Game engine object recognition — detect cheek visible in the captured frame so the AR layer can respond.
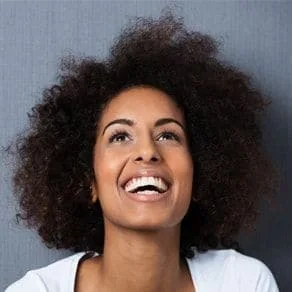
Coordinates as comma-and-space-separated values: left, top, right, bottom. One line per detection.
169, 149, 193, 179
171, 150, 194, 199
94, 148, 126, 187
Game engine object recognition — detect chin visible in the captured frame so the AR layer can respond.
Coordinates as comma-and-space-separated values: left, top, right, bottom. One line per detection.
117, 216, 181, 232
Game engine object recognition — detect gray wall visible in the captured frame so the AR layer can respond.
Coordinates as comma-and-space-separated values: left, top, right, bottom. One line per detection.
0, 1, 290, 291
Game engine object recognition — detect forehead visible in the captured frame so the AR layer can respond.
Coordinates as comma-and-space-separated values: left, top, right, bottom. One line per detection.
100, 86, 184, 124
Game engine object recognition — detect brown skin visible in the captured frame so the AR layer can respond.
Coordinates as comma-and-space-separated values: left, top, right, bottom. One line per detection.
75, 86, 195, 291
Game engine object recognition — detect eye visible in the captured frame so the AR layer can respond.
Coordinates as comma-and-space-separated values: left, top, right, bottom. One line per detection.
158, 131, 180, 142
109, 130, 131, 143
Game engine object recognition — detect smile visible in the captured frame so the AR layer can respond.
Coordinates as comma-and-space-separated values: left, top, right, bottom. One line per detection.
121, 186, 171, 202
121, 176, 171, 202
124, 176, 169, 194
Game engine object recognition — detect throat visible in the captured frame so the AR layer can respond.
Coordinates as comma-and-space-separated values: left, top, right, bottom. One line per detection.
75, 255, 194, 292
97, 249, 191, 291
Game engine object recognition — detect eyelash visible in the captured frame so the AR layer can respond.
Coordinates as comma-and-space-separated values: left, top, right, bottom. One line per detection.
108, 130, 181, 143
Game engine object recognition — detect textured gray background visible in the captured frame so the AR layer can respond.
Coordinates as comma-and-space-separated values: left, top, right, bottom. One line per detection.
0, 1, 290, 291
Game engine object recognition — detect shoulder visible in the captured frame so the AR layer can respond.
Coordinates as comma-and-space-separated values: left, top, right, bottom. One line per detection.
5, 252, 91, 292
229, 249, 279, 291
5, 271, 47, 292
187, 248, 279, 292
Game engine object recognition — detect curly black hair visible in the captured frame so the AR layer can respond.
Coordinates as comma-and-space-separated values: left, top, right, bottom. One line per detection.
4, 10, 280, 259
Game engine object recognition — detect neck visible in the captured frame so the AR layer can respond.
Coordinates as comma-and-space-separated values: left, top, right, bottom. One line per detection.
98, 221, 187, 292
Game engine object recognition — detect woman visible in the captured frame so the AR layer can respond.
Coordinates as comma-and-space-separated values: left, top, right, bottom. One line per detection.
5, 11, 280, 292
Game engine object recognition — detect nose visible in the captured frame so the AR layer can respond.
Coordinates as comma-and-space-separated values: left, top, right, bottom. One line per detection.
132, 136, 162, 164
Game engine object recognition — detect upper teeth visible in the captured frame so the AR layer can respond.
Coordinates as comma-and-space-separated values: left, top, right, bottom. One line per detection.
124, 176, 168, 193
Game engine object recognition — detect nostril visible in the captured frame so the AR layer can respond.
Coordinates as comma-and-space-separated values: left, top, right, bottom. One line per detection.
134, 154, 160, 162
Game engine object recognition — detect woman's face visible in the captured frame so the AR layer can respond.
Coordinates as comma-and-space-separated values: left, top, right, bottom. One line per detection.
92, 86, 193, 231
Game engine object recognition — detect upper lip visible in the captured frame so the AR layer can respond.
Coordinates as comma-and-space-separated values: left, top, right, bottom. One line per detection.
120, 169, 172, 190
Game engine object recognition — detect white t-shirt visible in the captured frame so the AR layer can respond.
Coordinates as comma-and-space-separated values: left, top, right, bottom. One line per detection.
5, 249, 279, 292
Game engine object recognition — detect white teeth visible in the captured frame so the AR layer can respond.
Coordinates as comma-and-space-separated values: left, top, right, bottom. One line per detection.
124, 177, 168, 193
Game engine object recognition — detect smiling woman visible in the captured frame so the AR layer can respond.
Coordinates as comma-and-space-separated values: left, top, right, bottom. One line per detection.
90, 86, 193, 235
5, 9, 280, 292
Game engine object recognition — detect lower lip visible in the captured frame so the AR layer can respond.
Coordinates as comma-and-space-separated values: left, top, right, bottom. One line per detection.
121, 187, 171, 202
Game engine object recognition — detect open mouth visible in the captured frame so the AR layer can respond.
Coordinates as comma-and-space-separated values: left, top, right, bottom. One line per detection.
122, 176, 170, 195
128, 185, 166, 195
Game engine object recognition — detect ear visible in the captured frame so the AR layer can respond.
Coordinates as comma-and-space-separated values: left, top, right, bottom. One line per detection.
91, 182, 99, 203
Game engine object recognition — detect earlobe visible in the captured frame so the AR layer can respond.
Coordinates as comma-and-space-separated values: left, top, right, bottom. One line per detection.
91, 183, 99, 203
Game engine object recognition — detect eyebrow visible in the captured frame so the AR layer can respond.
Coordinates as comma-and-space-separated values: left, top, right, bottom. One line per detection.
102, 118, 185, 135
